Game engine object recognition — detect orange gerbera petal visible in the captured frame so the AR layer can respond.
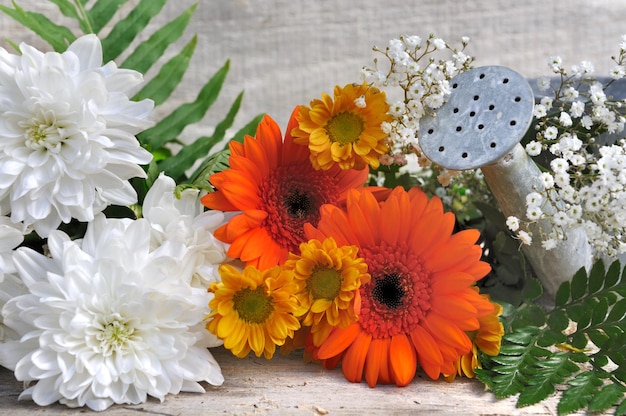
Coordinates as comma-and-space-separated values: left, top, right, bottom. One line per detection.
310, 186, 491, 385
410, 325, 444, 380
202, 108, 368, 269
316, 322, 361, 360
342, 330, 372, 383
364, 338, 390, 387
389, 334, 417, 387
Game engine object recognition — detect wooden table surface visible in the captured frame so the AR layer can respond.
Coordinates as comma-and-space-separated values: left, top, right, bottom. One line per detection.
0, 345, 602, 415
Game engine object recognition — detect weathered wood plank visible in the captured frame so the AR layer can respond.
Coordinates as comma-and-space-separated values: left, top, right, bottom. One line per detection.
0, 346, 601, 415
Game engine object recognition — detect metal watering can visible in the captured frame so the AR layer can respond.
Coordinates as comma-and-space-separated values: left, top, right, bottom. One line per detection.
419, 66, 593, 297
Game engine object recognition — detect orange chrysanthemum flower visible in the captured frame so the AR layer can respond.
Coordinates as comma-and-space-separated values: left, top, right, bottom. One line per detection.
292, 83, 392, 171
444, 292, 505, 381
304, 186, 495, 387
205, 264, 301, 359
283, 237, 370, 347
201, 109, 369, 270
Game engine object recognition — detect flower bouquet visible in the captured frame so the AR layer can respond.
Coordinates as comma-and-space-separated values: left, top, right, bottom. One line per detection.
0, 1, 625, 414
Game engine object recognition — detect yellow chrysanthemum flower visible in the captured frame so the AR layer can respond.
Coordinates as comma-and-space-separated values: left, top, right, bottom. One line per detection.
444, 292, 504, 381
283, 237, 370, 346
292, 83, 392, 170
205, 264, 301, 359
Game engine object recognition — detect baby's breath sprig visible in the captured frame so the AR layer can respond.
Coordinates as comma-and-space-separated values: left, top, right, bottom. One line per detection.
361, 33, 474, 169
508, 35, 626, 257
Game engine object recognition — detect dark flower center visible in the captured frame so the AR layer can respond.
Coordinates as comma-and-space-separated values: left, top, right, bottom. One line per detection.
233, 286, 274, 324
309, 267, 342, 300
371, 273, 405, 309
284, 189, 315, 219
358, 242, 432, 338
326, 111, 365, 145
259, 166, 338, 253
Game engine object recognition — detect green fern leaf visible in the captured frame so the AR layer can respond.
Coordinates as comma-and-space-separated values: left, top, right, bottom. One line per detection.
616, 397, 626, 415
134, 36, 197, 106
158, 91, 244, 181
121, 3, 197, 74
480, 259, 626, 414
100, 0, 167, 62
138, 60, 230, 150
0, 1, 75, 51
558, 371, 603, 415
86, 0, 127, 34
588, 384, 626, 413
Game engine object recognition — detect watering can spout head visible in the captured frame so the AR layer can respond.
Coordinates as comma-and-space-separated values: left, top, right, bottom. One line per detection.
419, 66, 535, 170
418, 66, 592, 299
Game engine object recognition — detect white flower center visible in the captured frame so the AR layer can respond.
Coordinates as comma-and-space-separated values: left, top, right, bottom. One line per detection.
96, 315, 137, 356
21, 109, 68, 152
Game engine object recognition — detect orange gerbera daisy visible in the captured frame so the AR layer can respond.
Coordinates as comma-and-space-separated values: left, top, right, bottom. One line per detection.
205, 264, 301, 359
283, 237, 370, 346
201, 109, 369, 270
291, 83, 391, 171
444, 292, 505, 381
304, 186, 495, 387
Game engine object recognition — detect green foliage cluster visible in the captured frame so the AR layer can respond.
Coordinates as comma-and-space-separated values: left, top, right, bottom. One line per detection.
476, 260, 626, 415
0, 0, 263, 206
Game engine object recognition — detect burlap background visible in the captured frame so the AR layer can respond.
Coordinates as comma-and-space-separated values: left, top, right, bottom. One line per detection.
2, 0, 626, 140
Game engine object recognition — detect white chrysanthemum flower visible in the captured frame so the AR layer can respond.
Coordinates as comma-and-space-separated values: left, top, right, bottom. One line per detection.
0, 215, 223, 411
0, 216, 25, 280
0, 34, 154, 237
0, 216, 28, 343
142, 173, 230, 289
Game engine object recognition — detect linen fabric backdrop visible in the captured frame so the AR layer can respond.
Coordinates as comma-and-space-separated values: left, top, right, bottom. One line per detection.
1, 0, 625, 144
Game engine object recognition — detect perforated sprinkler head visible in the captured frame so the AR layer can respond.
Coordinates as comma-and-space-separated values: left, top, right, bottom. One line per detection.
419, 66, 592, 298
419, 66, 534, 170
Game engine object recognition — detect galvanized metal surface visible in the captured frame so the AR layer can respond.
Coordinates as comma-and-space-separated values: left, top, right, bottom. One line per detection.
420, 66, 534, 170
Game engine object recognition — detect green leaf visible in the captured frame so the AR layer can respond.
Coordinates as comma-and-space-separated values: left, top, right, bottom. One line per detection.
558, 371, 602, 415
100, 0, 167, 62
189, 148, 230, 191
517, 381, 556, 407
0, 1, 76, 51
158, 91, 244, 181
121, 3, 197, 74
547, 309, 569, 332
504, 326, 540, 344
617, 398, 626, 416
588, 384, 626, 413
587, 329, 609, 349
512, 304, 546, 328
537, 329, 567, 347
566, 303, 589, 326
138, 60, 230, 149
604, 259, 621, 288
590, 297, 609, 325
135, 36, 197, 106
523, 277, 543, 302
554, 280, 571, 307
589, 260, 610, 295
48, 0, 80, 19
570, 265, 588, 301
86, 0, 128, 34
608, 298, 626, 324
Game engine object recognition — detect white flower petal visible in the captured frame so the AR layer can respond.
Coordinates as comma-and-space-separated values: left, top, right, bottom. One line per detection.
0, 216, 224, 410
0, 35, 154, 236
